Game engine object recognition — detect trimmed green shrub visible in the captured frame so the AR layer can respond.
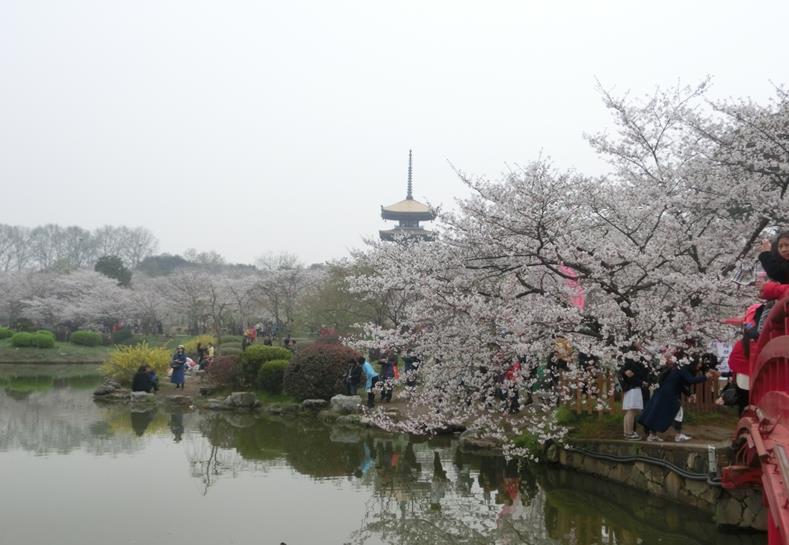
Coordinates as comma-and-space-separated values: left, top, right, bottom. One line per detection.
32, 333, 55, 348
69, 330, 103, 347
0, 327, 14, 339
238, 345, 292, 387
219, 335, 243, 344
111, 327, 134, 345
257, 359, 289, 394
283, 343, 361, 401
220, 346, 242, 356
11, 332, 34, 347
36, 330, 55, 339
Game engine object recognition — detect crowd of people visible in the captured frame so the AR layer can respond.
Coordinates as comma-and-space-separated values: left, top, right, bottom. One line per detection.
614, 231, 789, 442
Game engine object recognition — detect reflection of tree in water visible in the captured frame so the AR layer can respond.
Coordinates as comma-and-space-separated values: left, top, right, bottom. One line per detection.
186, 414, 257, 496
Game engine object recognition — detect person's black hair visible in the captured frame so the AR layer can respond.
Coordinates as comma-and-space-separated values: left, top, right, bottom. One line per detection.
772, 230, 789, 254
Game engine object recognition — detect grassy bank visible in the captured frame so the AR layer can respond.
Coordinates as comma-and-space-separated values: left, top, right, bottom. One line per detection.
0, 338, 111, 363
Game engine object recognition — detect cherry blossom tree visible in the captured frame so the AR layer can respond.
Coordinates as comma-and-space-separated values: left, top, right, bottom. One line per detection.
348, 83, 789, 448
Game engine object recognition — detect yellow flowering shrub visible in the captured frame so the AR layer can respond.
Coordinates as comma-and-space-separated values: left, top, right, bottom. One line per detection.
100, 342, 172, 384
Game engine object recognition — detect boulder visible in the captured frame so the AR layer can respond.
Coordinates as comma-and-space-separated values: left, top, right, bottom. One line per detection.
223, 392, 260, 410
130, 391, 156, 405
167, 395, 193, 406
301, 399, 328, 412
336, 414, 363, 426
93, 380, 122, 397
458, 429, 504, 453
330, 395, 361, 414
205, 399, 230, 411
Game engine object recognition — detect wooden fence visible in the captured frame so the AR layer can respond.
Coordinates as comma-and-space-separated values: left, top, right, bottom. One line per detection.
561, 372, 723, 415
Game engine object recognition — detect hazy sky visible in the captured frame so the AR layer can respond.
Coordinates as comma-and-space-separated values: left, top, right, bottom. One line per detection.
1, 0, 786, 265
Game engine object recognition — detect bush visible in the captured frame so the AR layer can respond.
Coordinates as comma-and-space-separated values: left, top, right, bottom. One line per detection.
206, 355, 242, 387
283, 343, 361, 401
36, 330, 55, 339
100, 342, 172, 384
69, 330, 103, 347
219, 335, 243, 344
183, 334, 216, 355
257, 359, 289, 394
0, 327, 15, 339
238, 345, 292, 387
11, 332, 34, 347
32, 333, 55, 348
220, 346, 242, 356
111, 327, 134, 345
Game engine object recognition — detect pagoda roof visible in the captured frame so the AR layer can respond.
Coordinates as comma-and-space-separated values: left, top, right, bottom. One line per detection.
379, 226, 435, 242
381, 197, 435, 216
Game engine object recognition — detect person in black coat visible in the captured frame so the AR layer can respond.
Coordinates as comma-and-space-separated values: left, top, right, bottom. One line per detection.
132, 365, 157, 393
758, 231, 789, 283
638, 355, 716, 442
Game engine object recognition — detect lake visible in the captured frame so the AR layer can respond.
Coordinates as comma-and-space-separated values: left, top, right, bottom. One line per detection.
0, 365, 763, 545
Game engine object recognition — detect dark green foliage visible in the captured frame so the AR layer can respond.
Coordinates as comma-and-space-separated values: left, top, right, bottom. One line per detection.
111, 327, 134, 345
257, 359, 289, 394
94, 255, 132, 286
283, 343, 361, 401
69, 330, 103, 347
136, 253, 192, 276
36, 330, 55, 339
238, 345, 292, 387
219, 335, 243, 344
0, 327, 14, 339
12, 318, 35, 332
11, 332, 34, 347
220, 346, 242, 356
32, 333, 55, 348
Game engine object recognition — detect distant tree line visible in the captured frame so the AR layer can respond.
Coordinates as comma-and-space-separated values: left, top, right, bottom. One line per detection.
0, 224, 158, 272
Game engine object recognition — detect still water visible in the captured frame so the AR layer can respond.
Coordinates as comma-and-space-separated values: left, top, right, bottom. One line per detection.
0, 366, 762, 545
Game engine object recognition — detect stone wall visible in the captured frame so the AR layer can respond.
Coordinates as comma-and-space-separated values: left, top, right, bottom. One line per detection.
546, 439, 766, 531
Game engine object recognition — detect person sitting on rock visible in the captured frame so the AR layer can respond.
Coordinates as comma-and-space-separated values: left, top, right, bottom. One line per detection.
132, 365, 157, 393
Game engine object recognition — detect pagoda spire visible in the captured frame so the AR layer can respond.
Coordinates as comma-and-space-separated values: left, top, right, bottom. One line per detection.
406, 149, 413, 200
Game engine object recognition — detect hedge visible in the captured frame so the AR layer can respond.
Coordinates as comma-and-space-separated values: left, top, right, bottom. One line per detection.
11, 332, 34, 347
69, 330, 103, 347
32, 333, 55, 348
257, 359, 289, 394
0, 327, 14, 339
283, 343, 361, 401
238, 345, 292, 387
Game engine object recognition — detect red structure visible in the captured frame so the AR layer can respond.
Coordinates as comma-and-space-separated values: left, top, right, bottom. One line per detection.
722, 296, 789, 545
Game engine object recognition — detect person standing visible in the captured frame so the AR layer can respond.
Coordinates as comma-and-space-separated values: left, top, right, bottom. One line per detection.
362, 356, 380, 408
170, 345, 187, 390
379, 354, 397, 402
619, 346, 649, 440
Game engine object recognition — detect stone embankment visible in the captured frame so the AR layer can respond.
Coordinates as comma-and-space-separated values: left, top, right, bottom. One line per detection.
547, 438, 765, 531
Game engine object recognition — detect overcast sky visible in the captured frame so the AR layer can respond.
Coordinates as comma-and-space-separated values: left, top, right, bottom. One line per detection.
1, 0, 786, 265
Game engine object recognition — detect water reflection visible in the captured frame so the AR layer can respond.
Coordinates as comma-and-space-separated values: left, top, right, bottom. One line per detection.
0, 370, 764, 545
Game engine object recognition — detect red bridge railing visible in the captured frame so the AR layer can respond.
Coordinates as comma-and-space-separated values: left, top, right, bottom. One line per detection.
722, 296, 789, 545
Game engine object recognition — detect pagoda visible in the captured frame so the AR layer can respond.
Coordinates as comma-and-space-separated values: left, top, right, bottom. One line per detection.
379, 150, 436, 241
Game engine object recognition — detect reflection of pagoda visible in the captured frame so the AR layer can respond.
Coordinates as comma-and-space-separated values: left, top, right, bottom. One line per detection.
379, 150, 436, 241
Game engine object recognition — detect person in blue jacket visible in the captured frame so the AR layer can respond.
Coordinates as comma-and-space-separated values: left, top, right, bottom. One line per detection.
638, 352, 716, 442
362, 356, 379, 408
170, 345, 187, 390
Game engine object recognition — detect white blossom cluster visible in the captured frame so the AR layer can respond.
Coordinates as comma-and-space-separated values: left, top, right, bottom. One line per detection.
348, 82, 789, 446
